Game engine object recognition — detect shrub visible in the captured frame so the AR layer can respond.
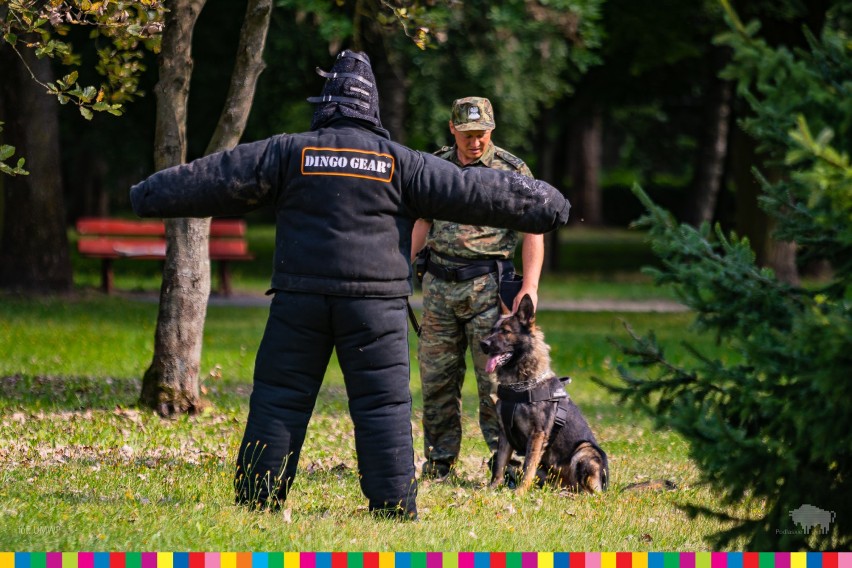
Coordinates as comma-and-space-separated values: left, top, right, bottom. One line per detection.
597, 4, 851, 551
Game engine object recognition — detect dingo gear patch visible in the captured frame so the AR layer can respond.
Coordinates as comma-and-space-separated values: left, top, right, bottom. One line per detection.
301, 147, 395, 182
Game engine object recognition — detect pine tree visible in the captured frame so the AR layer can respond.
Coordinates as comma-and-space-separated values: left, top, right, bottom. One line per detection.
598, 4, 851, 550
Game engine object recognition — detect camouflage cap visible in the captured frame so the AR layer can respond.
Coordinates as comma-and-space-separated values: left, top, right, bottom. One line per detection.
451, 97, 495, 131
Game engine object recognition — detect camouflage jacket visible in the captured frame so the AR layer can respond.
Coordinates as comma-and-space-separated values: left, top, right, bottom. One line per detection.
426, 142, 534, 262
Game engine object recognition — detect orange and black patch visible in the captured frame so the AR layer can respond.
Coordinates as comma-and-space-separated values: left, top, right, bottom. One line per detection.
301, 147, 395, 182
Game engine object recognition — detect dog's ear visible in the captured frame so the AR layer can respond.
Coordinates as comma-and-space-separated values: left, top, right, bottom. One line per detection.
499, 296, 512, 315
516, 294, 535, 326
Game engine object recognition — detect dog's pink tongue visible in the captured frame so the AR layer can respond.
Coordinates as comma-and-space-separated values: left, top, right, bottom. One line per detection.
485, 356, 499, 374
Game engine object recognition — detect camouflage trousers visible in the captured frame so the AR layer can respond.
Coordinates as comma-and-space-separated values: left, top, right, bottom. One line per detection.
417, 269, 502, 466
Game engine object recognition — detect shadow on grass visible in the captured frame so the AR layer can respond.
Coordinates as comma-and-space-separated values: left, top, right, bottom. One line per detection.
0, 374, 254, 412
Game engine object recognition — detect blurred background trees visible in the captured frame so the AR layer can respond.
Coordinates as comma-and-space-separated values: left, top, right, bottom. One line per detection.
0, 0, 845, 287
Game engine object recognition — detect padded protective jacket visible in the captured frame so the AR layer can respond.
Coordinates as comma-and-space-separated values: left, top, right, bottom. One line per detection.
130, 118, 570, 297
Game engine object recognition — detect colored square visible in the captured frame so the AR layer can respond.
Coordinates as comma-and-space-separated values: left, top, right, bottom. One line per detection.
268, 554, 283, 568
775, 554, 790, 568
586, 555, 601, 568
601, 553, 615, 568
47, 553, 62, 568
396, 554, 411, 568
427, 554, 442, 568
712, 553, 727, 568
15, 554, 31, 568
838, 555, 852, 568
728, 553, 743, 568
94, 554, 110, 568
158, 552, 174, 568
346, 554, 361, 568
316, 554, 331, 568
474, 554, 490, 568
554, 554, 569, 568
111, 553, 127, 568
79, 552, 95, 568
663, 554, 679, 568
254, 554, 269, 568
681, 553, 696, 568
647, 554, 663, 568
696, 553, 710, 568
30, 553, 46, 568
805, 554, 821, 568
379, 553, 394, 568
189, 553, 205, 568
363, 554, 378, 568
284, 554, 299, 568
615, 553, 630, 568
331, 553, 347, 568
789, 554, 805, 568
570, 554, 585, 568
442, 554, 457, 568
206, 554, 220, 568
540, 554, 554, 568
459, 554, 473, 568
63, 553, 78, 568
237, 553, 252, 568
492, 553, 507, 568
759, 554, 774, 568
221, 554, 237, 568
410, 554, 426, 568
631, 554, 647, 568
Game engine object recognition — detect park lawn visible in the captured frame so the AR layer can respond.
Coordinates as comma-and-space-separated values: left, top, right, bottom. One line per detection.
0, 293, 757, 551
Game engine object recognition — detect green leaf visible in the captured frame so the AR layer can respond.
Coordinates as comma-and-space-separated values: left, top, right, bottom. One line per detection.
79, 107, 94, 120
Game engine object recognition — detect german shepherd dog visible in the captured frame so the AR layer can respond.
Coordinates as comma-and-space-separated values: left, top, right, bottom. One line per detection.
480, 294, 609, 494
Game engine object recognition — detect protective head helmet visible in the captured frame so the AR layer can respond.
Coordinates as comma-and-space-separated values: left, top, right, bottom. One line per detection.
308, 50, 382, 130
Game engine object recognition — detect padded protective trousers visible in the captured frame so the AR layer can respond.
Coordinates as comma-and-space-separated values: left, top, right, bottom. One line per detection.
234, 291, 417, 517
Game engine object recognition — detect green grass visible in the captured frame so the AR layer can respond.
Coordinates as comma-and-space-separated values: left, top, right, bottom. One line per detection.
0, 291, 756, 551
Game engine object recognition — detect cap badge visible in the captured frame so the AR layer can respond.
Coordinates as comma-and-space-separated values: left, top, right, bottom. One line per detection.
468, 106, 481, 120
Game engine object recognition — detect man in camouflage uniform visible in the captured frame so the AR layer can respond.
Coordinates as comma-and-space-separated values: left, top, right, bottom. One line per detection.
411, 97, 544, 481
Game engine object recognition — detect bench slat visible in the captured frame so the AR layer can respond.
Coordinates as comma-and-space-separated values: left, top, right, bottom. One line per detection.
78, 238, 252, 260
75, 217, 246, 237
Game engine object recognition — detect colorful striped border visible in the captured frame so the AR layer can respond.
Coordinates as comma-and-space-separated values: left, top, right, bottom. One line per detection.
1, 554, 850, 568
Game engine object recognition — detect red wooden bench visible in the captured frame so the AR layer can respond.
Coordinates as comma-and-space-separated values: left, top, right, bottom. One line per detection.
75, 217, 253, 296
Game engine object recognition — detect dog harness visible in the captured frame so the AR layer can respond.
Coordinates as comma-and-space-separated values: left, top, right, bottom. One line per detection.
497, 376, 572, 450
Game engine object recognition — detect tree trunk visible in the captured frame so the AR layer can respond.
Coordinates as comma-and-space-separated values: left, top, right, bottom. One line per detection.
729, 123, 799, 286
535, 107, 560, 272
0, 43, 72, 293
140, 0, 272, 417
568, 107, 603, 226
686, 47, 732, 227
140, 0, 209, 416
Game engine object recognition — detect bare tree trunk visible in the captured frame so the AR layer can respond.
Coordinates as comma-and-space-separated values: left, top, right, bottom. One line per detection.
140, 0, 209, 416
535, 107, 560, 272
0, 43, 72, 293
140, 0, 273, 417
568, 107, 603, 226
686, 47, 732, 226
730, 123, 799, 286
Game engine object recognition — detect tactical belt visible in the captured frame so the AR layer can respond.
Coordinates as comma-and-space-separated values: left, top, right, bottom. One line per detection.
425, 250, 514, 283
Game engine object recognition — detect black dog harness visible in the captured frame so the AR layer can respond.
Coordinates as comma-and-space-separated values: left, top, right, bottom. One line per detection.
497, 376, 572, 450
